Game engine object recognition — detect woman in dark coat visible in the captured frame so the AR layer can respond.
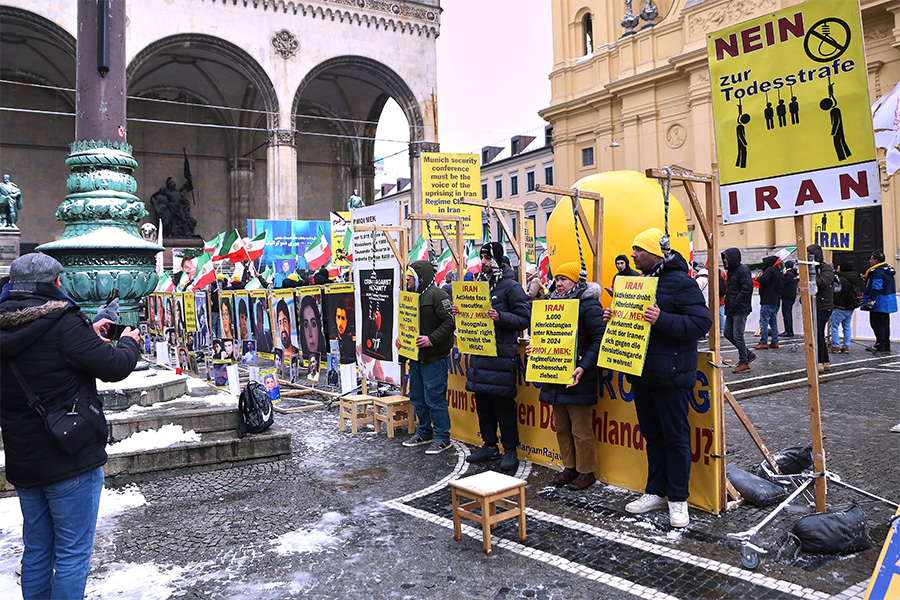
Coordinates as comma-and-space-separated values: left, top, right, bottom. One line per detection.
532, 261, 605, 491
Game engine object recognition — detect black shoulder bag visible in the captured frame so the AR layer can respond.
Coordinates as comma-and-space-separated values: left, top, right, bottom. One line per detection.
9, 363, 108, 455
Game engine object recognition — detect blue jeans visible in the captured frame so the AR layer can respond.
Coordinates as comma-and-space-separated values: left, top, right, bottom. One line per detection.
830, 308, 854, 348
759, 304, 780, 345
719, 305, 725, 334
408, 357, 451, 441
16, 467, 105, 600
781, 297, 796, 335
724, 313, 749, 364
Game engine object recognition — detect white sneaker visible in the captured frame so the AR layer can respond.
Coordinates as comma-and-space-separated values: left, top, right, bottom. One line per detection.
625, 493, 668, 514
668, 501, 690, 528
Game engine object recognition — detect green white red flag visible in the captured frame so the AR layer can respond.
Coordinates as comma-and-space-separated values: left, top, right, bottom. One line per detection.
203, 232, 224, 255
409, 236, 428, 262
230, 231, 267, 263
156, 271, 175, 292
304, 225, 332, 270
434, 247, 456, 283
190, 252, 217, 291
213, 230, 239, 261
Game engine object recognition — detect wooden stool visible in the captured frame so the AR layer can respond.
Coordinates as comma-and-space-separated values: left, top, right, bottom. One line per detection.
338, 394, 375, 434
372, 396, 415, 438
449, 470, 526, 554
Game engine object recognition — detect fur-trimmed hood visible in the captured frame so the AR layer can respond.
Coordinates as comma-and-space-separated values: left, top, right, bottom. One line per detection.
0, 299, 72, 359
0, 300, 68, 327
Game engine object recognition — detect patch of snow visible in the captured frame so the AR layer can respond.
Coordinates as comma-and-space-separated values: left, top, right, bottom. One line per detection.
85, 562, 188, 600
272, 512, 345, 555
96, 368, 185, 391
106, 393, 236, 419
106, 424, 201, 454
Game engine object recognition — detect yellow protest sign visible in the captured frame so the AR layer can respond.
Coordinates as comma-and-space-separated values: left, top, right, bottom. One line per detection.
330, 211, 351, 267
420, 152, 481, 239
184, 292, 196, 332
524, 218, 536, 264
864, 505, 900, 600
598, 276, 658, 376
398, 291, 419, 361
812, 209, 855, 250
451, 281, 497, 356
708, 0, 879, 224
526, 299, 579, 384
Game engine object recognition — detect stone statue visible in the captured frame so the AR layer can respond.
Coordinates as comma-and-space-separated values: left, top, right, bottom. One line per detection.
150, 177, 198, 238
347, 188, 365, 211
0, 174, 23, 228
139, 222, 158, 242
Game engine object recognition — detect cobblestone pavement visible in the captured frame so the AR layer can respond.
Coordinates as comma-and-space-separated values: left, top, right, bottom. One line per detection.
10, 335, 897, 599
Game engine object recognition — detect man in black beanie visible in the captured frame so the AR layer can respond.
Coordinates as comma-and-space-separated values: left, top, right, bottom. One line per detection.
453, 242, 531, 472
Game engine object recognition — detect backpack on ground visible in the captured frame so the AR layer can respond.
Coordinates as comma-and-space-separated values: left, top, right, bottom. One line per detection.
236, 380, 274, 438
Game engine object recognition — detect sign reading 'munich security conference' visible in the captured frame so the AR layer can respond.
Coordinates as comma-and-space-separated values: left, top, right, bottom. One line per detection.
707, 0, 880, 224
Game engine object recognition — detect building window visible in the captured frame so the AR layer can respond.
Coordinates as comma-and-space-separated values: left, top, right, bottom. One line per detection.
582, 147, 594, 167
583, 14, 593, 56
511, 138, 521, 155
544, 211, 553, 235
510, 174, 519, 197
526, 171, 535, 192
511, 216, 517, 238
544, 165, 554, 186
498, 217, 505, 243
495, 179, 503, 199
482, 149, 490, 164
481, 182, 488, 200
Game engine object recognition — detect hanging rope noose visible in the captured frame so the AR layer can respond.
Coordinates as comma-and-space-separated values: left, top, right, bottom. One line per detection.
659, 167, 673, 257
571, 188, 587, 284
425, 219, 439, 274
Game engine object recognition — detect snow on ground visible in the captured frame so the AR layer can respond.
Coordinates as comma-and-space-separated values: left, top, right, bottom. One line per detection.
85, 562, 189, 600
106, 424, 201, 454
271, 511, 345, 555
96, 368, 186, 392
0, 486, 148, 600
106, 392, 237, 419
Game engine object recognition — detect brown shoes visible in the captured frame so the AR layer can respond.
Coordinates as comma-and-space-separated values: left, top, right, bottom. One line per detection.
841, 347, 850, 353
566, 472, 596, 490
732, 362, 750, 373
752, 343, 769, 349
552, 467, 578, 486
768, 343, 779, 349
748, 351, 758, 363
818, 362, 831, 373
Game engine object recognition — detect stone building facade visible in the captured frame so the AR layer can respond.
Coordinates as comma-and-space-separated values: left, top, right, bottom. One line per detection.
0, 0, 440, 250
539, 0, 898, 271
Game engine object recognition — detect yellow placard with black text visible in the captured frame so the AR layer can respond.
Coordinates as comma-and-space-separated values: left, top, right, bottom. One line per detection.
184, 292, 196, 332
398, 291, 419, 361
598, 276, 657, 377
420, 152, 481, 239
526, 299, 579, 384
708, 0, 879, 224
812, 209, 854, 250
524, 218, 536, 265
452, 281, 497, 356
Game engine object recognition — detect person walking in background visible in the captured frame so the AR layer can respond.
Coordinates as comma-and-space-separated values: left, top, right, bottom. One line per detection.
1, 253, 141, 600
806, 244, 834, 372
456, 242, 531, 473
781, 260, 799, 337
606, 229, 711, 527
862, 250, 897, 353
830, 261, 860, 353
722, 247, 755, 372
534, 261, 605, 491
399, 260, 456, 455
753, 255, 784, 350
603, 254, 640, 298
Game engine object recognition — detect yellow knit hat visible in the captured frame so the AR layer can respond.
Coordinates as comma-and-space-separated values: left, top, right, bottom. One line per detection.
631, 227, 664, 257
556, 261, 581, 283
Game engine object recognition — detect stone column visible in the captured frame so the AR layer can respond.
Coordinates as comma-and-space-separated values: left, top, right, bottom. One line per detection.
408, 140, 440, 240
229, 158, 254, 232
266, 129, 297, 220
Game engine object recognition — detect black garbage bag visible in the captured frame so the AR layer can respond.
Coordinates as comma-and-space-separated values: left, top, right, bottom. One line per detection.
756, 445, 814, 478
726, 464, 788, 507
791, 504, 872, 554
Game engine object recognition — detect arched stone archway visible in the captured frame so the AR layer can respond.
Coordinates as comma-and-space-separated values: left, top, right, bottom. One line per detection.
0, 6, 77, 249
126, 34, 280, 238
291, 55, 428, 219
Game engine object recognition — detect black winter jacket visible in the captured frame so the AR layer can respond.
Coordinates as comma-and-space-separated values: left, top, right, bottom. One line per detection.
807, 245, 835, 312
0, 284, 140, 488
538, 283, 605, 406
722, 248, 752, 316
465, 263, 531, 398
757, 256, 785, 306
782, 268, 799, 301
630, 251, 711, 389
834, 270, 859, 310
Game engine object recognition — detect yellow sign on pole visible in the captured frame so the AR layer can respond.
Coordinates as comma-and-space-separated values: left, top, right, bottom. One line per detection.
452, 281, 497, 356
398, 291, 419, 361
597, 276, 658, 377
707, 0, 879, 224
524, 218, 536, 264
812, 209, 855, 250
526, 299, 579, 384
330, 211, 351, 267
420, 152, 481, 239
183, 292, 196, 332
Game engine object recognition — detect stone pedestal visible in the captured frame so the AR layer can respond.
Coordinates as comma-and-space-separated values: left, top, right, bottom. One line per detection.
0, 228, 20, 275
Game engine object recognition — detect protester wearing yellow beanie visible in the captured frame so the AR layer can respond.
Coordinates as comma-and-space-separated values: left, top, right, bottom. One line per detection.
631, 227, 665, 258
555, 261, 581, 283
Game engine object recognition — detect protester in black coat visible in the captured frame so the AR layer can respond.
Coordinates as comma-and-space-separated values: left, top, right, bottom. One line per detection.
458, 242, 531, 472
781, 260, 799, 336
754, 255, 784, 349
0, 253, 140, 598
536, 263, 605, 491
721, 247, 754, 371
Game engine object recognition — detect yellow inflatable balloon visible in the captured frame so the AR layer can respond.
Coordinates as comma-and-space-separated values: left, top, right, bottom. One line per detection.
546, 170, 690, 291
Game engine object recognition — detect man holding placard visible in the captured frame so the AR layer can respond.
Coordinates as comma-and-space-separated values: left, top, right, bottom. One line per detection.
399, 260, 456, 455
603, 228, 710, 528
456, 242, 531, 473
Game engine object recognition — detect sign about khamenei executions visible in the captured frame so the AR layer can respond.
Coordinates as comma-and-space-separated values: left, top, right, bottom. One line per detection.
707, 0, 879, 224
420, 152, 480, 239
